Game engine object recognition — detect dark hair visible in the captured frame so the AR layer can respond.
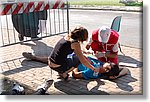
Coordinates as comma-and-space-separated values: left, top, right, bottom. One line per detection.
70, 26, 88, 42
103, 63, 120, 77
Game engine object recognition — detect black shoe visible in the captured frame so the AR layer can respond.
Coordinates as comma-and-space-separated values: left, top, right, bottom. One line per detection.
64, 74, 69, 81
33, 88, 46, 95
57, 73, 69, 81
33, 79, 53, 95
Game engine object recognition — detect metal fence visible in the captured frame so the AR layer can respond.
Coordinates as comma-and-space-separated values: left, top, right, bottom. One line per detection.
0, 0, 69, 47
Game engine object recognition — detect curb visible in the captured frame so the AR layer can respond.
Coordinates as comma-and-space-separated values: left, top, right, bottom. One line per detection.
69, 5, 143, 12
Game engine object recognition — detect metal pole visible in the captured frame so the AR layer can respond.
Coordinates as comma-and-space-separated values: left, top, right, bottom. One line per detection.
66, 1, 69, 34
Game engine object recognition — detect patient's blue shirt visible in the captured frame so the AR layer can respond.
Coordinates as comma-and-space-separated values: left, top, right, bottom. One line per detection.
78, 57, 103, 80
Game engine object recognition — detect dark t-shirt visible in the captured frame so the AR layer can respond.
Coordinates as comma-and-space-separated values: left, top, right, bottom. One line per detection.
49, 38, 76, 65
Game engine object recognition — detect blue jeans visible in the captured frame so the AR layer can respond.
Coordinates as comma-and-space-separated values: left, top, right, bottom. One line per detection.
51, 54, 80, 74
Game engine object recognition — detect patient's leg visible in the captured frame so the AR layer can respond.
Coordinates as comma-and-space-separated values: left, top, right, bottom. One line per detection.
22, 52, 48, 64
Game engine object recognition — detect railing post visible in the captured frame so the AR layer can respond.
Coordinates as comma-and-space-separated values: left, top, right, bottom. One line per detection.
66, 1, 69, 34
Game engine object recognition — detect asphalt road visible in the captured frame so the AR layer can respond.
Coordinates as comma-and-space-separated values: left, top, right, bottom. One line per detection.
69, 9, 142, 49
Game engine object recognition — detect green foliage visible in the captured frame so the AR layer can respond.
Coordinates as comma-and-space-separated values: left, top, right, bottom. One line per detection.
125, 1, 143, 6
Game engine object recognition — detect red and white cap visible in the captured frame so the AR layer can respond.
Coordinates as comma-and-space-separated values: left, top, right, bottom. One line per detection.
98, 26, 111, 43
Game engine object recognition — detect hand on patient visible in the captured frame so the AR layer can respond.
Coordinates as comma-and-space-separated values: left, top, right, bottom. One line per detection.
94, 51, 106, 58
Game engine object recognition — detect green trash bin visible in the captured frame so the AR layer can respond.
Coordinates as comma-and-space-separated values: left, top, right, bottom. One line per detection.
12, 10, 47, 38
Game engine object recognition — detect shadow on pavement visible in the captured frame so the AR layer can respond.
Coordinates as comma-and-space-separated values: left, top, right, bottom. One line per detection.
2, 40, 54, 76
54, 79, 109, 95
118, 55, 143, 68
112, 72, 138, 92
2, 64, 44, 76
21, 40, 53, 56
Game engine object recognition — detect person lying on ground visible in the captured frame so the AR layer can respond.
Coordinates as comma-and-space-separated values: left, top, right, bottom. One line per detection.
22, 26, 99, 81
72, 56, 129, 80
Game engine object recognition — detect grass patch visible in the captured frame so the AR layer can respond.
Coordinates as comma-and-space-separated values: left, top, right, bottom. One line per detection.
68, 0, 143, 6
69, 0, 125, 6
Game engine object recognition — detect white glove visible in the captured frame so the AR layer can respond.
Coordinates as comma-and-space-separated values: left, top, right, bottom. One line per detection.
94, 51, 106, 58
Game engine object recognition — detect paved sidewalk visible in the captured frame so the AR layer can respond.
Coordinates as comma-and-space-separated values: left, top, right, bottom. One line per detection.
0, 35, 143, 95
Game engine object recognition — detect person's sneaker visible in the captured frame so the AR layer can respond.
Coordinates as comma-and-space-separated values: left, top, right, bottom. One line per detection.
12, 83, 25, 95
37, 79, 54, 91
